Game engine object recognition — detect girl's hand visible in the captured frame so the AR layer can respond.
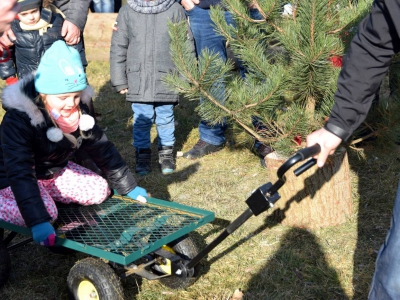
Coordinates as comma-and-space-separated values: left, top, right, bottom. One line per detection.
119, 88, 128, 94
126, 186, 148, 203
31, 222, 56, 246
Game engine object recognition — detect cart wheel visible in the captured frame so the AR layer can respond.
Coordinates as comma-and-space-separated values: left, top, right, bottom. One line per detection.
67, 257, 124, 300
0, 238, 11, 288
158, 235, 199, 289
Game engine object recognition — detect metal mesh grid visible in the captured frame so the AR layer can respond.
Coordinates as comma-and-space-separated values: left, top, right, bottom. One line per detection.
54, 196, 205, 257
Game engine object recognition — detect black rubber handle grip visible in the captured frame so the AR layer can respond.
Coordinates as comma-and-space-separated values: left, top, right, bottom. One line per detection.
293, 158, 317, 176
296, 144, 321, 161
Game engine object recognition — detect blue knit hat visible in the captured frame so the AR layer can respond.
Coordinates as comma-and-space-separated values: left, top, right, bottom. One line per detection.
35, 41, 87, 94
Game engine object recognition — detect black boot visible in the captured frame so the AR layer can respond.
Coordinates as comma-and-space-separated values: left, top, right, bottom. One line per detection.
135, 148, 151, 175
158, 146, 175, 174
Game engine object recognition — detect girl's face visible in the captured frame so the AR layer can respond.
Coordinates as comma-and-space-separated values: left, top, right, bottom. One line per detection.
43, 92, 81, 118
18, 7, 40, 26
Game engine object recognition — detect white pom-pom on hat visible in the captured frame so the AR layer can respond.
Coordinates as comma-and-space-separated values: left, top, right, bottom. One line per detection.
79, 114, 95, 131
46, 127, 64, 142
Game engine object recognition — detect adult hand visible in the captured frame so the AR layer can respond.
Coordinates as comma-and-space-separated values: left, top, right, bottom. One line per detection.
62, 20, 81, 45
119, 88, 128, 94
126, 186, 148, 203
0, 0, 17, 34
31, 222, 56, 247
181, 0, 199, 11
0, 28, 16, 50
306, 128, 342, 168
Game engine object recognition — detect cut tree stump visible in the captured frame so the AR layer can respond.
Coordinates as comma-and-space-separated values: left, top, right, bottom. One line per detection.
264, 147, 353, 229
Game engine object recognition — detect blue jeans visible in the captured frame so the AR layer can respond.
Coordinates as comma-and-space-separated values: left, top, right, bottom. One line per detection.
92, 0, 114, 13
185, 6, 233, 146
131, 103, 175, 149
368, 180, 400, 299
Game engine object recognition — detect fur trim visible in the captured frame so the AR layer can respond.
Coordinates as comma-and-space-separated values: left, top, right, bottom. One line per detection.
2, 75, 45, 127
1, 75, 95, 128
79, 114, 95, 131
46, 127, 63, 142
80, 85, 94, 107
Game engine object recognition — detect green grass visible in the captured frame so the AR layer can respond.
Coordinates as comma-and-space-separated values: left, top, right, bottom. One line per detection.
1, 61, 399, 299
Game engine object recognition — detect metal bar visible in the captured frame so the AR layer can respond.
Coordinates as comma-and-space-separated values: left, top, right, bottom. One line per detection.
3, 231, 18, 247
186, 208, 254, 269
7, 237, 33, 251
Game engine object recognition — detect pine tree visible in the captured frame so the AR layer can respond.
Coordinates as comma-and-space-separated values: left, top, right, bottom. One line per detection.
164, 0, 387, 157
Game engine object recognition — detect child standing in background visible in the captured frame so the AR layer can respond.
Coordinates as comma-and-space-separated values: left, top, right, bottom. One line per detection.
0, 0, 87, 85
110, 0, 192, 175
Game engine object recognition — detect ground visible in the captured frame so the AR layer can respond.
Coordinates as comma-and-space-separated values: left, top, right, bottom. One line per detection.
0, 61, 398, 299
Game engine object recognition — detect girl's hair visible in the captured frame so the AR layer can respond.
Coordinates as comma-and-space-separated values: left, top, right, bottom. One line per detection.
38, 93, 80, 148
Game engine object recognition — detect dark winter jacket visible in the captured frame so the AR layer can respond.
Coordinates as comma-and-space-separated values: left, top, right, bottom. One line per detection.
0, 76, 137, 228
52, 0, 91, 32
0, 7, 87, 80
110, 2, 192, 103
325, 0, 400, 141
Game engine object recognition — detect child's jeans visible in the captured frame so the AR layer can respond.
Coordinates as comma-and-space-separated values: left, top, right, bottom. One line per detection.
368, 180, 400, 299
131, 103, 175, 149
0, 161, 110, 227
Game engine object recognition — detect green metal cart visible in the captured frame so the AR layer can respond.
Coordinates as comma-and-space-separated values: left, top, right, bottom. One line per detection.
0, 145, 321, 300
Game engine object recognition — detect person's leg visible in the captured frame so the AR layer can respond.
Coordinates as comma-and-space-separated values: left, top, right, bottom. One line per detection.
44, 161, 110, 205
92, 0, 101, 12
102, 0, 115, 13
154, 103, 175, 174
154, 103, 175, 148
368, 180, 400, 299
183, 7, 230, 158
132, 103, 154, 174
0, 184, 58, 226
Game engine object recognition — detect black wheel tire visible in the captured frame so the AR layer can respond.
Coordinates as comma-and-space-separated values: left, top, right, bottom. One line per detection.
158, 235, 200, 289
0, 239, 11, 288
67, 257, 124, 300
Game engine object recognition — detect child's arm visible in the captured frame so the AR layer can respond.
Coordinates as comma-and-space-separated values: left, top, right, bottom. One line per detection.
0, 45, 17, 84
110, 9, 130, 93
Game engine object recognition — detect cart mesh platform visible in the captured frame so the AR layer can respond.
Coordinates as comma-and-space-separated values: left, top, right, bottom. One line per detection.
1, 196, 215, 265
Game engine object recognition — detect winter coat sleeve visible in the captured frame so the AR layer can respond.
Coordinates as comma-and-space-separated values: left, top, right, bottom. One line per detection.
1, 111, 52, 228
78, 122, 137, 195
0, 45, 16, 80
110, 9, 130, 92
325, 0, 400, 141
52, 0, 91, 32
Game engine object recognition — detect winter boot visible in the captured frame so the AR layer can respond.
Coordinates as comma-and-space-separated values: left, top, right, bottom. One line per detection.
158, 146, 175, 174
135, 148, 152, 175
182, 139, 224, 159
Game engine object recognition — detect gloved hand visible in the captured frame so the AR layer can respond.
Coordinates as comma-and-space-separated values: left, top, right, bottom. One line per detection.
31, 222, 56, 246
126, 186, 148, 203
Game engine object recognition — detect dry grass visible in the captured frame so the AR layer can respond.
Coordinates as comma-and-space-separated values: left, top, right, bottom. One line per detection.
1, 61, 399, 299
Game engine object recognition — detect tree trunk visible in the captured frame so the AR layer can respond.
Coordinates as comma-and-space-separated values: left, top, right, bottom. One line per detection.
264, 147, 353, 229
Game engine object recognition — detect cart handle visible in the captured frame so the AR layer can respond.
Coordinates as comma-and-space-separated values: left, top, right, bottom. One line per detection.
267, 144, 321, 197
183, 144, 321, 271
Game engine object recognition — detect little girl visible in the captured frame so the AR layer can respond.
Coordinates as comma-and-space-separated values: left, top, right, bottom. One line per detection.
0, 40, 147, 246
